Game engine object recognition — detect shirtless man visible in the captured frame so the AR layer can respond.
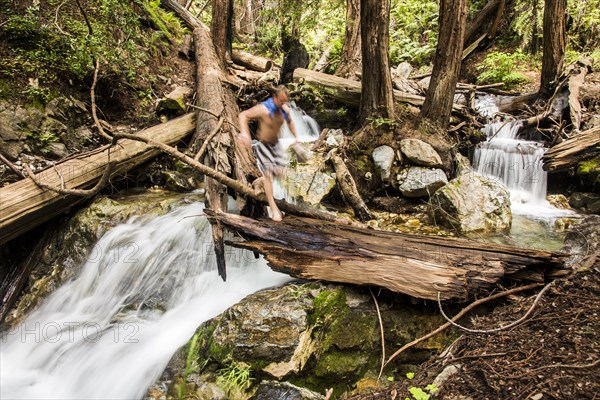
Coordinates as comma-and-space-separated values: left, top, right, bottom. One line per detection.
237, 85, 299, 221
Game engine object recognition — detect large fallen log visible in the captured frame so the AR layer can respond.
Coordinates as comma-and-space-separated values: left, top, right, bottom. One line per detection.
543, 126, 600, 171
292, 68, 465, 111
207, 211, 569, 301
0, 113, 196, 245
231, 49, 273, 72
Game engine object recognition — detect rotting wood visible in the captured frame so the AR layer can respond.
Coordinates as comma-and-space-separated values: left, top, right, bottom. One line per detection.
206, 211, 569, 301
292, 68, 465, 111
0, 113, 196, 246
543, 126, 600, 171
231, 49, 273, 72
329, 151, 374, 221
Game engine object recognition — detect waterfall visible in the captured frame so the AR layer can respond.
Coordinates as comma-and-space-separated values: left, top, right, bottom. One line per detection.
279, 102, 320, 148
472, 97, 571, 217
1, 203, 290, 399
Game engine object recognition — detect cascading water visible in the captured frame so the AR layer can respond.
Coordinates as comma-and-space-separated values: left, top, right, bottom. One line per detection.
472, 96, 571, 216
1, 202, 290, 399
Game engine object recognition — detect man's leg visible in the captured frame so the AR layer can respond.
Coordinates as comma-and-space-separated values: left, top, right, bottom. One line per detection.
263, 169, 283, 221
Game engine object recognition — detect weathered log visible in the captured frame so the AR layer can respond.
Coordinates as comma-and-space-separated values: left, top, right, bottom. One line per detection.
292, 68, 465, 111
231, 49, 272, 72
543, 126, 600, 171
178, 34, 194, 59
0, 113, 196, 246
330, 152, 374, 221
206, 211, 569, 301
465, 0, 501, 45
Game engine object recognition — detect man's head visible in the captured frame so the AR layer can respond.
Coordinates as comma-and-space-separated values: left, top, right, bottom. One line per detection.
273, 85, 289, 108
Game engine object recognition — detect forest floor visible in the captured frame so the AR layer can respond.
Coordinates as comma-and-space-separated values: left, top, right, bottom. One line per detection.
348, 261, 600, 400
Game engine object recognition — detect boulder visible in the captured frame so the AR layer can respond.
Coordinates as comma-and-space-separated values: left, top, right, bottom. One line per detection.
400, 139, 443, 168
396, 166, 448, 197
283, 156, 336, 205
562, 215, 600, 269
371, 145, 395, 182
250, 381, 324, 400
546, 194, 571, 209
198, 283, 453, 394
569, 192, 600, 214
429, 173, 512, 234
42, 142, 69, 159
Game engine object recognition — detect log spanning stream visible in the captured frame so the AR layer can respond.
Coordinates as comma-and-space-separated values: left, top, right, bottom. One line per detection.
0, 203, 291, 399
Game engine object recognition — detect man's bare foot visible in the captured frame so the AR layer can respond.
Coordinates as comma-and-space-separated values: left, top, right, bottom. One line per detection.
271, 208, 283, 222
252, 177, 265, 196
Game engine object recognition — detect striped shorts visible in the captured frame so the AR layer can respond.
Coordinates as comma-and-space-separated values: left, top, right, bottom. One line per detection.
253, 141, 286, 176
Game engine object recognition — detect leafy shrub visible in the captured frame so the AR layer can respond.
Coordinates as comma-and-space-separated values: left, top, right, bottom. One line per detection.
477, 51, 530, 88
389, 0, 439, 66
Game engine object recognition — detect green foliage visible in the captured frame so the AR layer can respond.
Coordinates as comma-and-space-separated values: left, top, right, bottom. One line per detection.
476, 51, 530, 88
403, 373, 439, 400
567, 0, 600, 54
175, 333, 208, 400
367, 116, 397, 129
217, 362, 254, 393
389, 0, 439, 66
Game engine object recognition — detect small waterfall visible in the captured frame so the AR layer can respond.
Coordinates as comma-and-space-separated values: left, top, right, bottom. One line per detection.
472, 96, 572, 217
1, 203, 290, 399
279, 102, 320, 148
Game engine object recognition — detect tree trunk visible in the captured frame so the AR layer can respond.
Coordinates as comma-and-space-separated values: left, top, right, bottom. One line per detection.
292, 68, 465, 111
206, 211, 569, 301
211, 0, 234, 65
542, 127, 600, 172
464, 0, 500, 45
359, 0, 394, 122
541, 0, 567, 93
421, 0, 468, 129
0, 113, 196, 245
239, 0, 255, 35
335, 0, 361, 79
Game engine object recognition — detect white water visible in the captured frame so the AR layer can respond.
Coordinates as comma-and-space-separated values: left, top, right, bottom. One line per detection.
1, 203, 290, 399
473, 97, 572, 217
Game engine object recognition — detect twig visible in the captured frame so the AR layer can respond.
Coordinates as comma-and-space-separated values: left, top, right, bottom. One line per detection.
194, 116, 224, 161
437, 282, 554, 334
53, 163, 65, 189
74, 0, 93, 35
370, 288, 386, 380
383, 283, 544, 368
90, 58, 113, 141
24, 148, 113, 196
196, 0, 210, 17
186, 102, 239, 130
0, 153, 25, 178
54, 0, 71, 36
529, 358, 600, 373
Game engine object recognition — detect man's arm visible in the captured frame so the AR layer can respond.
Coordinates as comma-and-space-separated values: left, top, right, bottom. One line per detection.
238, 104, 267, 147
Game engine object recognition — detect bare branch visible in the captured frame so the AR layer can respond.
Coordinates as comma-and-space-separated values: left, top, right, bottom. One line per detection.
0, 153, 25, 179
91, 58, 113, 142
194, 116, 224, 161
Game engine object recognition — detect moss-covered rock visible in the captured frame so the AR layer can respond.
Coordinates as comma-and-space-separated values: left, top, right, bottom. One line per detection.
576, 155, 600, 191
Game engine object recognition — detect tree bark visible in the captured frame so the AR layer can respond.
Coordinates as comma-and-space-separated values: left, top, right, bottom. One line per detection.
421, 0, 468, 129
335, 0, 361, 79
359, 0, 394, 122
330, 152, 374, 221
464, 0, 500, 45
206, 211, 569, 301
293, 68, 465, 111
540, 0, 567, 93
238, 0, 255, 35
0, 113, 196, 245
211, 0, 234, 66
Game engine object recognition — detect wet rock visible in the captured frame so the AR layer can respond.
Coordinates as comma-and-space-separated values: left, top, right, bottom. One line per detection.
400, 139, 443, 168
45, 96, 88, 124
163, 170, 196, 192
250, 381, 324, 400
325, 129, 344, 148
371, 145, 395, 181
562, 215, 600, 269
396, 166, 448, 197
569, 192, 600, 214
198, 283, 453, 394
429, 173, 512, 234
284, 156, 336, 205
454, 153, 472, 177
547, 194, 571, 209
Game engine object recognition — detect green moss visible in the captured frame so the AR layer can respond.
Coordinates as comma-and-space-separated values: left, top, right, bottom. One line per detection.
576, 155, 600, 190
314, 349, 370, 378
309, 289, 348, 329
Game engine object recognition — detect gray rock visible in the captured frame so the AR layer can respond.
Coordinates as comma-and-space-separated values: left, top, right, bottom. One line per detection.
454, 153, 472, 177
250, 381, 325, 400
429, 173, 512, 234
42, 142, 69, 159
163, 171, 196, 192
569, 192, 600, 214
283, 156, 336, 205
394, 62, 413, 78
546, 194, 571, 210
372, 145, 395, 181
400, 138, 443, 168
418, 76, 431, 91
432, 364, 461, 389
562, 215, 600, 269
396, 167, 448, 197
325, 129, 344, 148
0, 138, 23, 160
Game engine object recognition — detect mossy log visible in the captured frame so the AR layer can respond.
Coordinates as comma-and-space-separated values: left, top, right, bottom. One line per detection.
543, 126, 600, 171
206, 211, 569, 301
0, 113, 196, 245
292, 68, 465, 111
